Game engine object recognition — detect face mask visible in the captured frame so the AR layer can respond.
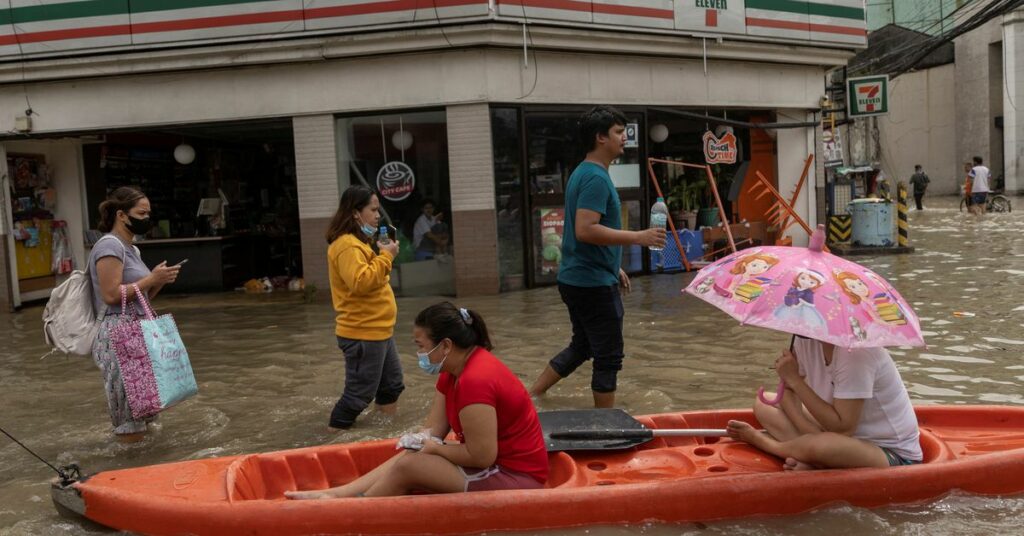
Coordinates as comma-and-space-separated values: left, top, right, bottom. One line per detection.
126, 216, 153, 236
417, 341, 447, 375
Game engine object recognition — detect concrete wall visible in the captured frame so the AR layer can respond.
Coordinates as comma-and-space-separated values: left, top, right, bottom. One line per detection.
877, 64, 958, 194
955, 15, 1005, 182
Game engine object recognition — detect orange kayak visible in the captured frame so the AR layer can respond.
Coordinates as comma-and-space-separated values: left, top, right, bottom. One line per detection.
52, 405, 1024, 535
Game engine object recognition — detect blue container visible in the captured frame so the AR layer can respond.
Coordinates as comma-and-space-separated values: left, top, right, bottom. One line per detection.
651, 229, 704, 271
847, 199, 894, 247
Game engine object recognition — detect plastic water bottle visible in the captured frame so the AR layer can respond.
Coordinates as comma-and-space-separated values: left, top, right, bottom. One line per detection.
378, 226, 391, 245
649, 197, 669, 251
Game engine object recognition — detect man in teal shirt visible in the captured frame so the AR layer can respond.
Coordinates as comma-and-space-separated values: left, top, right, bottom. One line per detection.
529, 106, 666, 408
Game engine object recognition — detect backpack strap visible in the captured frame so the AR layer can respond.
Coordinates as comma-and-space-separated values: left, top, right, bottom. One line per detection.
91, 234, 131, 318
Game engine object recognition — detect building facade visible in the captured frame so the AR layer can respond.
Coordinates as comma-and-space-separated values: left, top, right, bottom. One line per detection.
1, 1, 867, 310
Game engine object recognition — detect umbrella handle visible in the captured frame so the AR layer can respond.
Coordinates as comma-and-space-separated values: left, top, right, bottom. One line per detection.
757, 380, 786, 406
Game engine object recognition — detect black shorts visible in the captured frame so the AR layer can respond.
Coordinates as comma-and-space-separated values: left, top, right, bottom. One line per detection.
548, 283, 625, 393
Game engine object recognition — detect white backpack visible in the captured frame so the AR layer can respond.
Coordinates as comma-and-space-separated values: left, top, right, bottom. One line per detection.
42, 235, 126, 357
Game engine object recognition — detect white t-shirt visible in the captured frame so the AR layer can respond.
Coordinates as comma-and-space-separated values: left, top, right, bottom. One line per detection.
413, 214, 435, 250
794, 338, 922, 461
970, 165, 991, 193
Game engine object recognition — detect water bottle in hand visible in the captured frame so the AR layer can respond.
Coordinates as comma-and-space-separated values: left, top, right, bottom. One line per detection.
649, 197, 669, 251
378, 226, 391, 245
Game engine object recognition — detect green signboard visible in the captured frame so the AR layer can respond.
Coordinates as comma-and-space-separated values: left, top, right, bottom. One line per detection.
847, 75, 889, 117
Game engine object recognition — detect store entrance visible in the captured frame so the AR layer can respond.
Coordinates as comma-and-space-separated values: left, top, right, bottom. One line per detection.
82, 119, 300, 293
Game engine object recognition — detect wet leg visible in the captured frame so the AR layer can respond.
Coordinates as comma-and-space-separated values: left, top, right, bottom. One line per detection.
285, 451, 409, 499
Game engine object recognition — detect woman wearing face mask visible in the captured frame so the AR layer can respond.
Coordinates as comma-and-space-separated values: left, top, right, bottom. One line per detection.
90, 186, 180, 442
286, 302, 548, 499
324, 185, 404, 430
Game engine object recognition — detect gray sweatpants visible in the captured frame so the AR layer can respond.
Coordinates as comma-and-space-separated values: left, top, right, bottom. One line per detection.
329, 336, 405, 428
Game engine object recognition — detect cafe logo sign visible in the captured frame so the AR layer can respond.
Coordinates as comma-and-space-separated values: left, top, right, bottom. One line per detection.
376, 161, 415, 201
847, 75, 889, 117
703, 130, 737, 164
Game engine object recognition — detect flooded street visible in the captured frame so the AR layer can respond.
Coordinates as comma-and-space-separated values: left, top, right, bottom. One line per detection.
3, 195, 1024, 535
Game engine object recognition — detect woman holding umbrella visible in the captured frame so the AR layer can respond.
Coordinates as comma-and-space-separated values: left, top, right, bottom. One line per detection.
685, 225, 924, 470
726, 336, 922, 470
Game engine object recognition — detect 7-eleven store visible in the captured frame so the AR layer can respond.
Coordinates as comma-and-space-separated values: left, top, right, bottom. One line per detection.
0, 0, 865, 310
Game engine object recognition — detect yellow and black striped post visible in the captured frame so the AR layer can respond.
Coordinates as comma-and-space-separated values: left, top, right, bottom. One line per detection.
896, 182, 909, 247
828, 215, 852, 244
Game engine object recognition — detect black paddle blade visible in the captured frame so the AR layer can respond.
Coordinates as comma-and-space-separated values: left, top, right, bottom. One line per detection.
539, 408, 651, 452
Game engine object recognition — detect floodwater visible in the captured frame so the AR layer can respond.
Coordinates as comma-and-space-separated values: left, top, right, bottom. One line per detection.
2, 196, 1023, 535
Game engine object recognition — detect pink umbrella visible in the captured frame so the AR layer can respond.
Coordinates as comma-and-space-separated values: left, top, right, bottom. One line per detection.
683, 225, 924, 404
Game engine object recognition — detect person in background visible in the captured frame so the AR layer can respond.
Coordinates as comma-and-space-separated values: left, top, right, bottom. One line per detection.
527, 105, 666, 408
727, 336, 922, 470
286, 302, 547, 498
413, 199, 450, 260
89, 186, 180, 442
968, 156, 991, 216
909, 165, 930, 210
324, 185, 404, 430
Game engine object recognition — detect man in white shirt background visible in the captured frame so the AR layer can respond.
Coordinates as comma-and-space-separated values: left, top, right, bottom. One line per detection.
968, 156, 991, 216
413, 199, 449, 260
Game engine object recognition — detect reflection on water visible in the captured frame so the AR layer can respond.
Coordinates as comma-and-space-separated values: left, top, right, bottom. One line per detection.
2, 196, 1024, 534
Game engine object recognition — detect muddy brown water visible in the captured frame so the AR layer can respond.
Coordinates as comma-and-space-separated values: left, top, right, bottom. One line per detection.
2, 197, 1023, 535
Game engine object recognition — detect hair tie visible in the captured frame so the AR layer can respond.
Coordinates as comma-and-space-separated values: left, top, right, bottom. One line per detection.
459, 307, 473, 325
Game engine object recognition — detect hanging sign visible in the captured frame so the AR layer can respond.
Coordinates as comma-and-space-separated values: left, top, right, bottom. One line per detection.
376, 161, 415, 201
847, 75, 889, 117
702, 129, 737, 164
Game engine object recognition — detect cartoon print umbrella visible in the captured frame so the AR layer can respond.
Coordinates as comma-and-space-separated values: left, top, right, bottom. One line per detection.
683, 224, 924, 403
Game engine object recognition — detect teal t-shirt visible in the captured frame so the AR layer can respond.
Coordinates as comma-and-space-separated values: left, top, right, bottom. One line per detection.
557, 161, 622, 287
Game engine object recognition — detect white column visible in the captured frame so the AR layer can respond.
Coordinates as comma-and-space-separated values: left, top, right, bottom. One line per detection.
293, 115, 340, 292
775, 109, 818, 246
1003, 10, 1024, 195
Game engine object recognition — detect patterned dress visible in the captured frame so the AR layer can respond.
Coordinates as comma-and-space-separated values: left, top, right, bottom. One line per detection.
93, 310, 150, 434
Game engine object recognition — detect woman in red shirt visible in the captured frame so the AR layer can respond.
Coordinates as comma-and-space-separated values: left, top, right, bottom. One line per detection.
286, 302, 548, 499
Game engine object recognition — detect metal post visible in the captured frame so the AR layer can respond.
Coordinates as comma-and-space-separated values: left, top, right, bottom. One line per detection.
896, 183, 909, 248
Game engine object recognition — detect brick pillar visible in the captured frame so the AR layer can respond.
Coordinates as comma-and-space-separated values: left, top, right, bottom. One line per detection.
293, 115, 340, 294
446, 104, 499, 296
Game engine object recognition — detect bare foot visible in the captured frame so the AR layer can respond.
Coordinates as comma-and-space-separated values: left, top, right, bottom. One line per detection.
376, 403, 398, 416
783, 457, 815, 471
726, 420, 762, 445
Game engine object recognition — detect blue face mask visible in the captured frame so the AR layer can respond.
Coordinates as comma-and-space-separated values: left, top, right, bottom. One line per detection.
360, 223, 376, 237
417, 341, 446, 375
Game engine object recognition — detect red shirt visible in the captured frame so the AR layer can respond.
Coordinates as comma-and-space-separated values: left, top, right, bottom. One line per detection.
436, 348, 548, 483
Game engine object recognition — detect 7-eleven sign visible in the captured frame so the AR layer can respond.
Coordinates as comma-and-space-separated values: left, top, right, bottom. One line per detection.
847, 75, 889, 117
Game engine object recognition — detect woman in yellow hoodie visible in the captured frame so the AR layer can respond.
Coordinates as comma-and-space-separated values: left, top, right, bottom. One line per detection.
325, 185, 403, 429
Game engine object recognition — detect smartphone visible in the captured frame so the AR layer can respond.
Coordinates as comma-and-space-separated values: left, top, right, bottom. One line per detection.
173, 259, 189, 267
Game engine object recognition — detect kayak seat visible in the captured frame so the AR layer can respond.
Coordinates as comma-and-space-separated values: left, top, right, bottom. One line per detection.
918, 428, 955, 463
229, 442, 393, 500
545, 452, 583, 488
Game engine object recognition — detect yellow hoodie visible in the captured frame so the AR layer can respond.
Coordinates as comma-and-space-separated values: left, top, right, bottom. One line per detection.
327, 233, 397, 341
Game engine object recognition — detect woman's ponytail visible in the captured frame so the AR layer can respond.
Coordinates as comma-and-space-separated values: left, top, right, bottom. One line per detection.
414, 302, 493, 351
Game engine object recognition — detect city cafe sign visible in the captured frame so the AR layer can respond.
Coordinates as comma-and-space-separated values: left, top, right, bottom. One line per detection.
376, 161, 416, 201
703, 129, 737, 164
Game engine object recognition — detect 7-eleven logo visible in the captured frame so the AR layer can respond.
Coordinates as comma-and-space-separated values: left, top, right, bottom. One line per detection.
857, 84, 882, 112
848, 75, 889, 117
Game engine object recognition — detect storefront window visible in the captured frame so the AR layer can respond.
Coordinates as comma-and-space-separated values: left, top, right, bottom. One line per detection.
335, 110, 454, 296
523, 110, 645, 286
491, 108, 525, 292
